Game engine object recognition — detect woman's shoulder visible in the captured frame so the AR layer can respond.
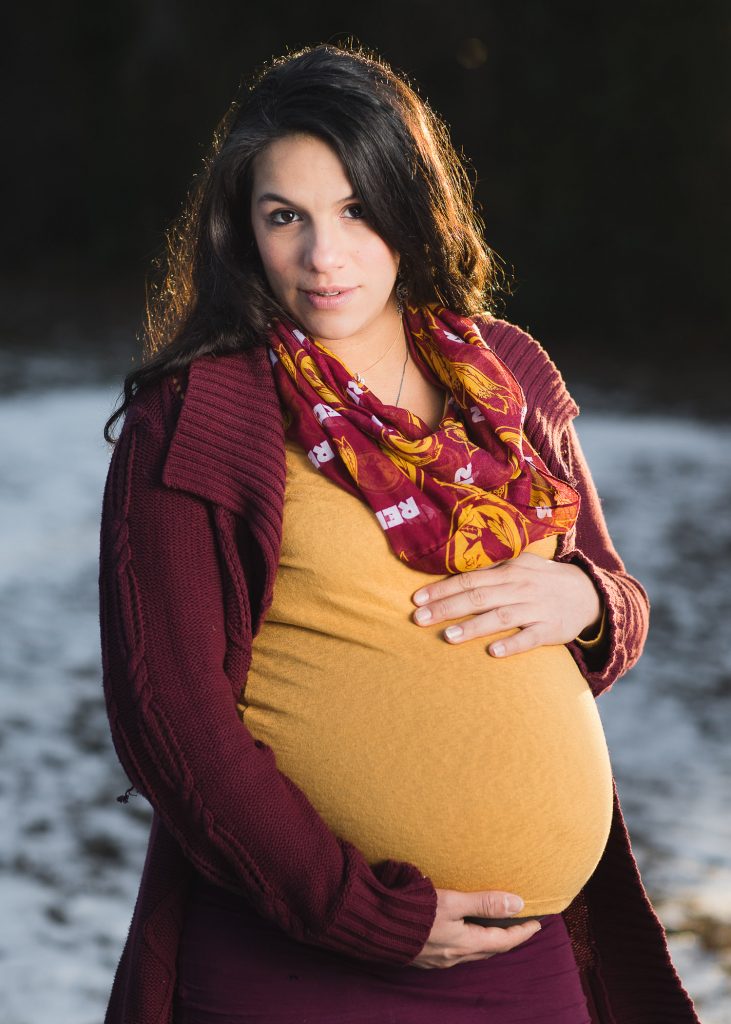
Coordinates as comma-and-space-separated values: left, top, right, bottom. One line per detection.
115, 346, 284, 516
122, 344, 271, 440
473, 312, 580, 425
472, 311, 563, 379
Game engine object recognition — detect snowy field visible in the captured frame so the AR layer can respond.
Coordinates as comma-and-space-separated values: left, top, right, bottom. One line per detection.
1, 362, 729, 1023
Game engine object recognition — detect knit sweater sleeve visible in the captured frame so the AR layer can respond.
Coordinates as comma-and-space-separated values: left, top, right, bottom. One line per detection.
553, 418, 650, 697
482, 316, 650, 698
99, 401, 437, 966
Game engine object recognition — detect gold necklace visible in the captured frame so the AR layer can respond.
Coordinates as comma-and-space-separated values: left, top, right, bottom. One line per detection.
353, 316, 404, 386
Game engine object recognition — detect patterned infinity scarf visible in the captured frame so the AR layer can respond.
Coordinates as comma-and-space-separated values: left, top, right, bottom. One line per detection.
266, 303, 580, 574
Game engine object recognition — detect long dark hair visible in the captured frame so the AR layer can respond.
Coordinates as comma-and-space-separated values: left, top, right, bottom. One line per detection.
104, 41, 508, 443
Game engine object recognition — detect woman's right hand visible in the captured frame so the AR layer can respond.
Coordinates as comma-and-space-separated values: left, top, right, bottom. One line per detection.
409, 888, 542, 970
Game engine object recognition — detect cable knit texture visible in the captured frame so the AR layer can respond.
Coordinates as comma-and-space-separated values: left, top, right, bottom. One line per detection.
99, 315, 698, 1023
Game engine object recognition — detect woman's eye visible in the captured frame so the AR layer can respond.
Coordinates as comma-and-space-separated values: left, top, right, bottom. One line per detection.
269, 209, 300, 226
345, 204, 366, 219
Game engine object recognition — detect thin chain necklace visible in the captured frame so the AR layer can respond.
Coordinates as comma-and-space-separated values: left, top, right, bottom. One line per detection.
394, 345, 409, 406
353, 315, 404, 386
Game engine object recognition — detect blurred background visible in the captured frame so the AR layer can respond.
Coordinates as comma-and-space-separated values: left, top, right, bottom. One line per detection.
1, 2, 729, 1022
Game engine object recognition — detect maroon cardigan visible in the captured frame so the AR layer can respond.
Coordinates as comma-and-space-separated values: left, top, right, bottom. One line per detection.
99, 316, 698, 1023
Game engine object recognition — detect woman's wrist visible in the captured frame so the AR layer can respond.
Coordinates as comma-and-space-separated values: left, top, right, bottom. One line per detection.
575, 604, 607, 647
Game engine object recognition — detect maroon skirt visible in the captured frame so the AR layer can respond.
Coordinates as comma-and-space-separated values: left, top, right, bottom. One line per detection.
174, 874, 591, 1024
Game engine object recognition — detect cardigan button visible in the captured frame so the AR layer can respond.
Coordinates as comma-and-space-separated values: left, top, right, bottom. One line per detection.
254, 740, 265, 749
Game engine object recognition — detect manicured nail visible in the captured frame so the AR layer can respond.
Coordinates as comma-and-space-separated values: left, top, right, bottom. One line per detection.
414, 607, 432, 624
444, 625, 463, 641
413, 589, 429, 606
491, 643, 505, 657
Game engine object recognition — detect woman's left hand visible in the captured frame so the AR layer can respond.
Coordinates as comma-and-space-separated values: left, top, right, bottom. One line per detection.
411, 552, 603, 658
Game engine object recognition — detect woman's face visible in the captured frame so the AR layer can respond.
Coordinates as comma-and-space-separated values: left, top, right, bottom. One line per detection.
250, 133, 401, 346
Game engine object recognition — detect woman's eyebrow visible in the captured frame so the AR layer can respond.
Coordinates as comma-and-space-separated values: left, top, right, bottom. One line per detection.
256, 192, 358, 205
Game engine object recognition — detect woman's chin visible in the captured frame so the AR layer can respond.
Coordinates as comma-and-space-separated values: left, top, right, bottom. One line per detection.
291, 304, 365, 342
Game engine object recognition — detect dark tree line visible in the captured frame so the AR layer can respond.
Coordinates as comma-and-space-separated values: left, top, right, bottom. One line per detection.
3, 1, 728, 402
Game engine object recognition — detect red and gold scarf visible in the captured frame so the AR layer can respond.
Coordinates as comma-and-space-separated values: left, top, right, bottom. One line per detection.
266, 303, 580, 574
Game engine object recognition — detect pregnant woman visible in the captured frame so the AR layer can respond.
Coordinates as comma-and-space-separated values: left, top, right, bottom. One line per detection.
99, 43, 698, 1023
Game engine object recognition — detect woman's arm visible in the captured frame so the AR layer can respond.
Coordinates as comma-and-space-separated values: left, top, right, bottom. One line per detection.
485, 317, 650, 696
99, 405, 437, 965
552, 417, 650, 697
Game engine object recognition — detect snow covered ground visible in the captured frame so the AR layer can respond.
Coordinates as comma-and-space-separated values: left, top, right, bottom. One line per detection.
1, 364, 729, 1023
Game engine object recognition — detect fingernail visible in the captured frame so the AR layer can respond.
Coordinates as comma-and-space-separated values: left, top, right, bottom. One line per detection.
504, 895, 524, 915
445, 625, 463, 641
414, 607, 432, 623
491, 643, 505, 657
413, 589, 429, 606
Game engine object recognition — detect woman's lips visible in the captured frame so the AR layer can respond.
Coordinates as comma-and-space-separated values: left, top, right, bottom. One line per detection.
302, 287, 358, 310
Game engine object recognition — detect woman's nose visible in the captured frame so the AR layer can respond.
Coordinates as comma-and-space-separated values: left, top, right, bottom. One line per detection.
304, 223, 346, 272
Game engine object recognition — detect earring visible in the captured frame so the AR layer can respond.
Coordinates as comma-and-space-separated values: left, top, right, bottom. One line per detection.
395, 275, 408, 316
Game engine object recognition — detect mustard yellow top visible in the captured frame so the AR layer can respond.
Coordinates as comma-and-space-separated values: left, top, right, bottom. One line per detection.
239, 437, 614, 915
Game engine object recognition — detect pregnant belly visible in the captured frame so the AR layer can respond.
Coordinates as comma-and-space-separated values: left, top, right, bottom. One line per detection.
241, 633, 613, 917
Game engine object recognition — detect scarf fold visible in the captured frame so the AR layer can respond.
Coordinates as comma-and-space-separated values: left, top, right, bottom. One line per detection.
266, 303, 580, 574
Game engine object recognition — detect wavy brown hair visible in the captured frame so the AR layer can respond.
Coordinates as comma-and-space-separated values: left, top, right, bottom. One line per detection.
104, 40, 508, 443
